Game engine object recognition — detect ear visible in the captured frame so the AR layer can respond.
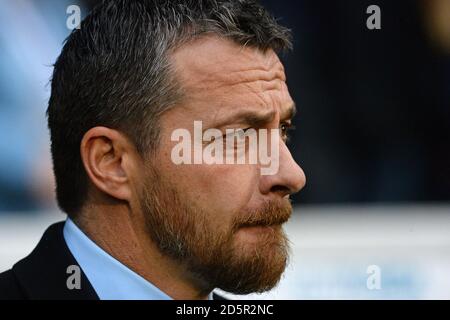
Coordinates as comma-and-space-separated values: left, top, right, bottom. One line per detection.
80, 127, 136, 201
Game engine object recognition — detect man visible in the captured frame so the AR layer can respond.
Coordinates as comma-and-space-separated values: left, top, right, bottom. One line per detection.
0, 0, 305, 300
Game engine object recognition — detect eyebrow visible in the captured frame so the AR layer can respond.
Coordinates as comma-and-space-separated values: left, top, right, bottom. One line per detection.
281, 102, 297, 121
213, 102, 297, 129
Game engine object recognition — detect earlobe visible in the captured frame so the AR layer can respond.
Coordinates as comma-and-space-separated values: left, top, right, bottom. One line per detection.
80, 127, 133, 202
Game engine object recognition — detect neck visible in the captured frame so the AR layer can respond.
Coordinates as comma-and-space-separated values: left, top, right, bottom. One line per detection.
73, 201, 211, 300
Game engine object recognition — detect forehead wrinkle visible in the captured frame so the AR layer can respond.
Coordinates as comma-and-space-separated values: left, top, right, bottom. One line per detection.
171, 36, 292, 124
180, 62, 286, 95
178, 68, 287, 113
198, 83, 276, 128
213, 48, 285, 80
173, 41, 286, 92
197, 72, 290, 127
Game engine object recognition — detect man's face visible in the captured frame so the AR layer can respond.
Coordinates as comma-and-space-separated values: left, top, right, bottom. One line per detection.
138, 36, 306, 294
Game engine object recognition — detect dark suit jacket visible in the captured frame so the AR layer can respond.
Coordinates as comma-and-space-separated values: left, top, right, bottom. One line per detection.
0, 222, 226, 300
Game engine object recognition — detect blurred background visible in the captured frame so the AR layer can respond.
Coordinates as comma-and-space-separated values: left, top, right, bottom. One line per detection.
0, 0, 449, 299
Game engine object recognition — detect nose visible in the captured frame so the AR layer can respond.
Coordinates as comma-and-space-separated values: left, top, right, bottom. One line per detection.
259, 141, 306, 198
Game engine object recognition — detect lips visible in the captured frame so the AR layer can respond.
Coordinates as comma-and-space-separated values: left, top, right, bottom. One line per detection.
232, 199, 292, 233
241, 225, 274, 234
239, 221, 283, 229
237, 212, 290, 230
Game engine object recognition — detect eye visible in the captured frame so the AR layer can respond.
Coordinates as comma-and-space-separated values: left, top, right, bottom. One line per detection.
280, 122, 295, 143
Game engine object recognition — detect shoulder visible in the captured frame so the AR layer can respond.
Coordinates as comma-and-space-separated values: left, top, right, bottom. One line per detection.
0, 269, 26, 299
1, 221, 98, 300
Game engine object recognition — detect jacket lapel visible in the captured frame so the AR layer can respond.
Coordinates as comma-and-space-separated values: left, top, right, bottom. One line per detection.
12, 221, 99, 300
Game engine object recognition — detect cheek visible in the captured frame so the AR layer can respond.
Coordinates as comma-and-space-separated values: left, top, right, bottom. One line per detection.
163, 159, 259, 216
196, 165, 258, 210
157, 126, 260, 218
